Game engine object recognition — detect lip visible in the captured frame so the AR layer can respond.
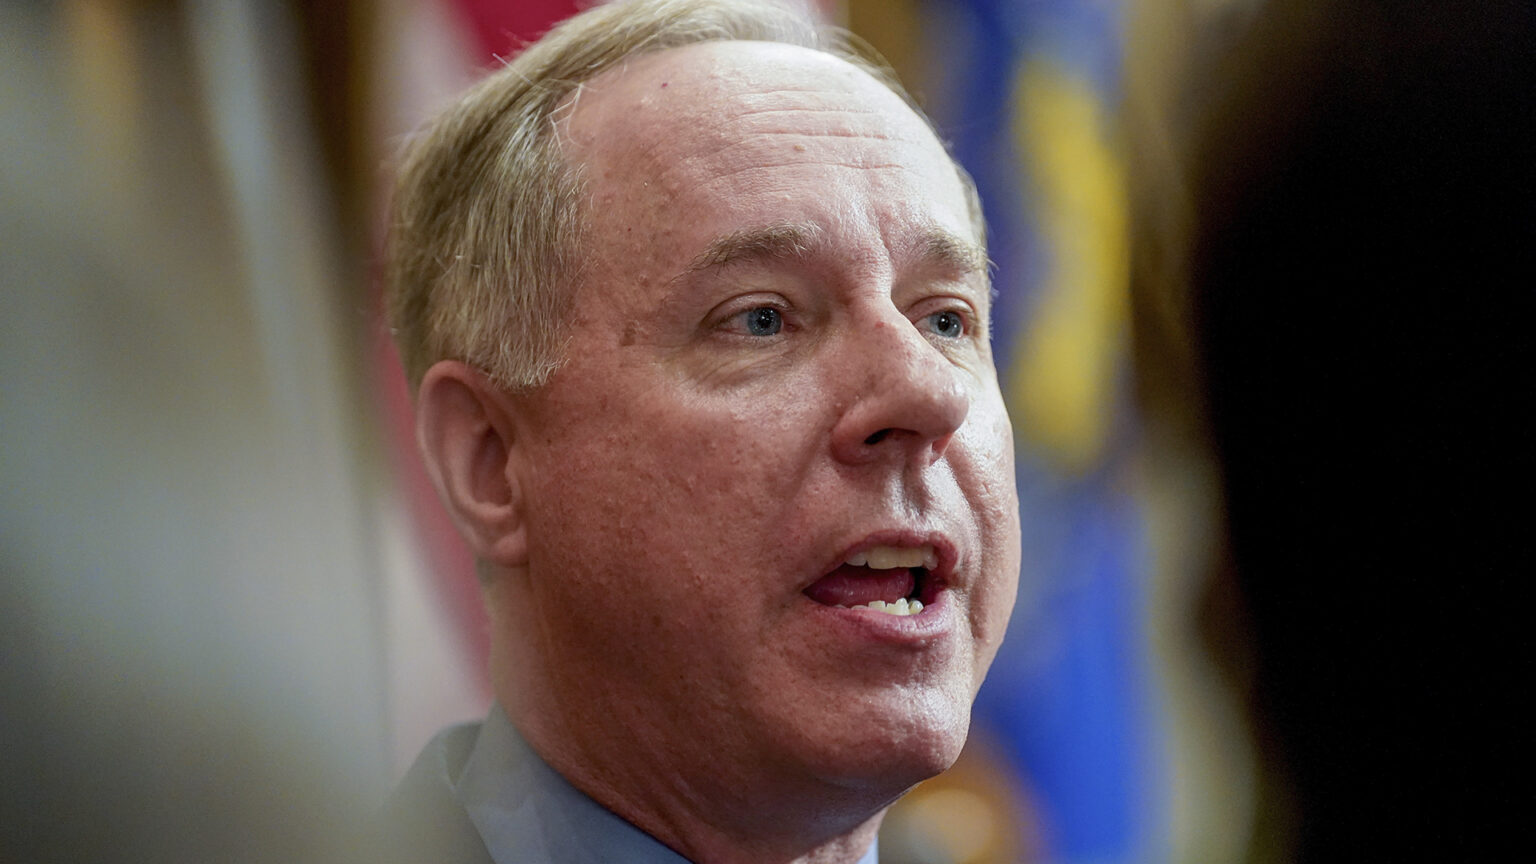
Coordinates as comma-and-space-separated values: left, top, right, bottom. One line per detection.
802, 585, 955, 645
799, 528, 960, 642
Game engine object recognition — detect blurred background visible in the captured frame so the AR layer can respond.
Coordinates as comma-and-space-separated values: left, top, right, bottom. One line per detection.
2, 1, 1527, 862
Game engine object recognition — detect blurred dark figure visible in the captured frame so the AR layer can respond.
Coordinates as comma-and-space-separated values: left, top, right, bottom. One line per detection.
1130, 0, 1531, 860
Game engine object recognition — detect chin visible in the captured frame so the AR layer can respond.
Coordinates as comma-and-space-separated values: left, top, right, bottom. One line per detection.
786, 682, 975, 798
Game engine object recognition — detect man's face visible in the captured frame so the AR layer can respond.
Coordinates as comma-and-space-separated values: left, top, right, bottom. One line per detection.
507, 42, 1019, 806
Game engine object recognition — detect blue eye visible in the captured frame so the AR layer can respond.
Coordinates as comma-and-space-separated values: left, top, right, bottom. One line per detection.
742, 307, 783, 336
925, 310, 966, 338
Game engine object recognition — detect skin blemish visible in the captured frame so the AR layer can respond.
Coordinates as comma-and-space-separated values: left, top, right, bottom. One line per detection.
621, 322, 638, 346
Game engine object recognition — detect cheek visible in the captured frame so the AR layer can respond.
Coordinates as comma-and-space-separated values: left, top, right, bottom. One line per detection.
958, 394, 1022, 670
962, 390, 1020, 526
975, 499, 1021, 668
526, 377, 828, 604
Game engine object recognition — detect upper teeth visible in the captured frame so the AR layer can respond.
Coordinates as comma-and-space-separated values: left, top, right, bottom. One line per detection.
845, 544, 938, 570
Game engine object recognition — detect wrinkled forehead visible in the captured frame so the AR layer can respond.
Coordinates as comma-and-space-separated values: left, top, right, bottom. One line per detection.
558, 41, 970, 229
562, 41, 917, 151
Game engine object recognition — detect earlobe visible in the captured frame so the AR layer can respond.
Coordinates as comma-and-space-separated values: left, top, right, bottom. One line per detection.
415, 360, 529, 568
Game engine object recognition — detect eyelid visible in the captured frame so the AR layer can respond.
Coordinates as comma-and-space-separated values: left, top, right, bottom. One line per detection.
708, 293, 794, 336
908, 295, 981, 338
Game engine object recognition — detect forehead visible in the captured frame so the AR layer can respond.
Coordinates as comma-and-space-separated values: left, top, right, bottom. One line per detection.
559, 41, 974, 276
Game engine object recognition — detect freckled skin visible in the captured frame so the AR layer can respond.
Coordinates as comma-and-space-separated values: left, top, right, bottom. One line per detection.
494, 42, 1020, 864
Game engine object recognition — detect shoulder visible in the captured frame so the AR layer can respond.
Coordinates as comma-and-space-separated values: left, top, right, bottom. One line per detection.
374, 723, 495, 864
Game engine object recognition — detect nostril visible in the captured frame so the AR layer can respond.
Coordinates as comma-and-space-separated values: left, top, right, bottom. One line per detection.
864, 429, 892, 445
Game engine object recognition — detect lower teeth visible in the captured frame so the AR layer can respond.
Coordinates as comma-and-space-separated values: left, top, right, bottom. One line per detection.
853, 598, 923, 616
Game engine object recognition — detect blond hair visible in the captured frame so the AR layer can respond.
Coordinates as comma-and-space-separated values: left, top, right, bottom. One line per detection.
386, 0, 979, 391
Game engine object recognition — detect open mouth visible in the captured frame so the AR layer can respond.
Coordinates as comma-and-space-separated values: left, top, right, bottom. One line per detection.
803, 545, 943, 617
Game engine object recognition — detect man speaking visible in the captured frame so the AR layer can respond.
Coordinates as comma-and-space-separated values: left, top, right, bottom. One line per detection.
380, 1, 1021, 861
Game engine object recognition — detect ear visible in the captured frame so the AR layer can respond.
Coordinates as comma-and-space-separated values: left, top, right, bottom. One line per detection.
415, 360, 529, 568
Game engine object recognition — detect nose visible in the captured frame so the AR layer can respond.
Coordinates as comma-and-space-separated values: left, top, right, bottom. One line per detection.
829, 314, 971, 467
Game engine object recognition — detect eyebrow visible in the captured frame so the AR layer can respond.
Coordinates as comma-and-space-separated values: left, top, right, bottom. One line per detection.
685, 222, 823, 274
917, 229, 991, 277
683, 221, 989, 278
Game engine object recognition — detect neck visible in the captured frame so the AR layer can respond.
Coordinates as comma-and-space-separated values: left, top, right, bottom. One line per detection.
485, 590, 910, 863
510, 703, 894, 864
492, 675, 896, 863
